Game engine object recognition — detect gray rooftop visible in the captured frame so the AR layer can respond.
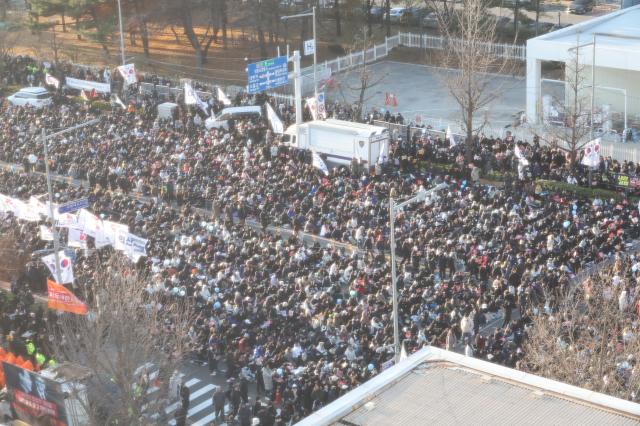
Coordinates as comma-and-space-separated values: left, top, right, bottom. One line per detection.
297, 347, 640, 426
334, 362, 638, 426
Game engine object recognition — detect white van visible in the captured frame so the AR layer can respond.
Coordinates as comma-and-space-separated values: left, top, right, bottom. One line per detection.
205, 106, 262, 130
7, 87, 53, 109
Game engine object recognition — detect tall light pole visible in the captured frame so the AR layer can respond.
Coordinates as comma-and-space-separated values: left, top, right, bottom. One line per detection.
389, 183, 447, 363
281, 7, 318, 99
117, 0, 126, 66
41, 118, 101, 285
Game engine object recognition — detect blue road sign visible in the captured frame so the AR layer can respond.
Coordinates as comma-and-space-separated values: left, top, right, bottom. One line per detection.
247, 56, 289, 94
58, 197, 89, 214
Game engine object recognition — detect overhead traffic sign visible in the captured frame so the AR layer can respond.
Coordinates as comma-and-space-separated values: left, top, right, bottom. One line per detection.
58, 198, 89, 214
247, 56, 289, 94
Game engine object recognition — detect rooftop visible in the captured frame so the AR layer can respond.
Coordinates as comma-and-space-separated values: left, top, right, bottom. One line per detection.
535, 4, 640, 48
297, 347, 640, 426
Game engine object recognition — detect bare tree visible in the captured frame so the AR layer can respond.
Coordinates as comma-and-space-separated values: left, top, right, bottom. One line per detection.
523, 255, 640, 400
53, 256, 195, 425
537, 41, 593, 165
336, 27, 385, 121
431, 0, 515, 161
0, 232, 28, 282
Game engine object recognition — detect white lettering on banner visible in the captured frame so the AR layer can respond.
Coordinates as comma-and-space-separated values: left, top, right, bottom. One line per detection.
102, 220, 129, 245
116, 232, 148, 261
78, 209, 102, 238
64, 77, 111, 94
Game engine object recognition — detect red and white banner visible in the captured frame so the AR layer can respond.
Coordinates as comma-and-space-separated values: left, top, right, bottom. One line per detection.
117, 63, 138, 85
47, 279, 88, 315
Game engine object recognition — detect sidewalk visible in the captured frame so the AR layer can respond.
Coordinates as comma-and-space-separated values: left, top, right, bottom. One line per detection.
0, 280, 48, 304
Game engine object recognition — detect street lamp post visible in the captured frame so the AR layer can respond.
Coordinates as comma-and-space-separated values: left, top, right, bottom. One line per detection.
281, 7, 318, 99
40, 118, 101, 285
117, 0, 126, 66
389, 183, 448, 363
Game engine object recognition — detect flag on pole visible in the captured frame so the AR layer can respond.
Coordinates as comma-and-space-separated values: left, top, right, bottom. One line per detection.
307, 97, 318, 120
80, 90, 89, 102
312, 151, 329, 176
45, 73, 60, 89
184, 82, 210, 115
384, 92, 390, 106
117, 63, 138, 85
266, 102, 284, 134
113, 94, 127, 110
581, 138, 602, 168
390, 93, 398, 107
446, 126, 457, 148
317, 92, 327, 120
378, 140, 388, 164
47, 280, 88, 315
41, 251, 74, 284
400, 342, 408, 361
217, 87, 232, 106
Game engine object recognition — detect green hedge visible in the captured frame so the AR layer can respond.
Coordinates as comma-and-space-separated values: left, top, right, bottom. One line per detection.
535, 179, 635, 201
418, 160, 636, 200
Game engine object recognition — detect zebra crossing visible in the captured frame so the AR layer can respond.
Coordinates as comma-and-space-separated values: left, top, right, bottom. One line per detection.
138, 362, 235, 426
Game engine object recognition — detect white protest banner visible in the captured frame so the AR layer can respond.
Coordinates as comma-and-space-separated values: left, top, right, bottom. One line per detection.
117, 63, 138, 85
581, 138, 601, 168
266, 102, 284, 134
29, 196, 52, 217
40, 225, 54, 241
116, 231, 148, 261
306, 97, 318, 120
101, 220, 129, 246
77, 209, 102, 238
184, 82, 209, 115
446, 126, 457, 148
217, 87, 232, 106
55, 212, 80, 229
14, 198, 40, 222
45, 73, 60, 89
317, 92, 326, 120
0, 194, 18, 214
68, 228, 88, 249
312, 151, 329, 176
65, 77, 111, 94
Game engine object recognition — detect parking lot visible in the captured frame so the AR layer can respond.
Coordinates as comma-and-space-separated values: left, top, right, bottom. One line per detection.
327, 60, 527, 131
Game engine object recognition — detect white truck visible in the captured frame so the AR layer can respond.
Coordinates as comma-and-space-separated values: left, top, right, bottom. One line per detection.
283, 119, 390, 167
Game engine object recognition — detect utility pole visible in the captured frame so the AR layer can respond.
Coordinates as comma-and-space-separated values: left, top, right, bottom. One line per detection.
42, 128, 62, 285
40, 118, 102, 287
293, 50, 303, 125
117, 0, 126, 66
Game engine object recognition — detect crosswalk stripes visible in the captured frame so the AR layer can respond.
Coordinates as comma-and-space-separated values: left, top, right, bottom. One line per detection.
140, 366, 219, 425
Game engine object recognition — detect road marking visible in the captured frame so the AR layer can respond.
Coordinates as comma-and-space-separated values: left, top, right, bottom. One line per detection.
184, 378, 200, 387
189, 384, 216, 401
191, 412, 216, 426
168, 397, 214, 425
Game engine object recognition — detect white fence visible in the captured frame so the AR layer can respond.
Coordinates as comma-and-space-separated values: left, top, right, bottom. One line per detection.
397, 32, 526, 61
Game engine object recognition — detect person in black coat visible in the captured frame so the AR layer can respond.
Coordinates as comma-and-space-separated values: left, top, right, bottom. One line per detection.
180, 382, 190, 411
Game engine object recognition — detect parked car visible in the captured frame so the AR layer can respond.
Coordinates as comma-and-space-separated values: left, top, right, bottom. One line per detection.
7, 87, 53, 109
370, 6, 384, 22
422, 12, 439, 29
205, 106, 262, 131
568, 0, 593, 14
385, 7, 409, 24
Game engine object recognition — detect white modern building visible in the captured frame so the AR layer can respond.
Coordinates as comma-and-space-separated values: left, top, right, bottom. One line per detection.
526, 5, 640, 137
297, 346, 640, 426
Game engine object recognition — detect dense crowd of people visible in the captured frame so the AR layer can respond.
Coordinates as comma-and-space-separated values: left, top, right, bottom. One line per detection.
0, 55, 640, 425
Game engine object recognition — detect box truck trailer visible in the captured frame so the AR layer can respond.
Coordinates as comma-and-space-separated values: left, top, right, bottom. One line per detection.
283, 119, 390, 167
